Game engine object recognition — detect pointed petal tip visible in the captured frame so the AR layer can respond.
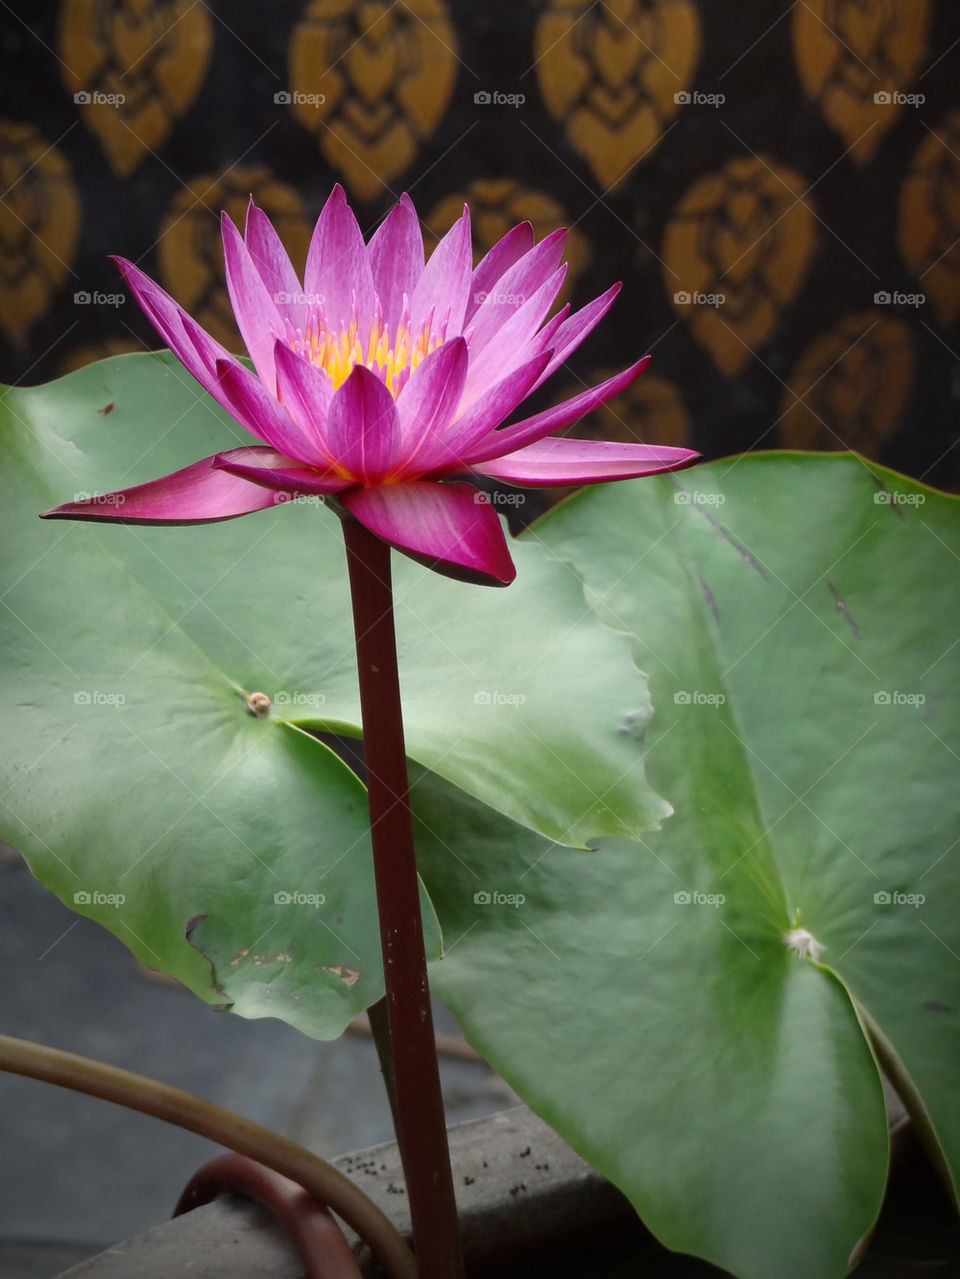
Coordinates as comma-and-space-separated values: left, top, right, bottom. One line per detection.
475, 438, 700, 487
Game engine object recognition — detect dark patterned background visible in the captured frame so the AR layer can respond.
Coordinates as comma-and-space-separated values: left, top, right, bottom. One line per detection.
1, 0, 959, 490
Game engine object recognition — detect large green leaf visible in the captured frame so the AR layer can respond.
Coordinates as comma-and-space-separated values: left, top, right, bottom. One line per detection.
0, 352, 666, 1035
5, 351, 667, 848
420, 455, 960, 1279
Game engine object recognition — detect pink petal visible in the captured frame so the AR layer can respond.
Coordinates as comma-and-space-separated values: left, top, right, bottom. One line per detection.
409, 207, 472, 337
212, 446, 349, 494
39, 457, 281, 524
474, 437, 699, 486
326, 364, 401, 483
221, 212, 284, 393
395, 337, 468, 468
465, 221, 535, 324
244, 199, 307, 332
367, 193, 424, 329
215, 358, 326, 464
304, 184, 376, 335
525, 301, 569, 358
466, 228, 566, 356
419, 352, 553, 473
465, 357, 652, 465
274, 341, 334, 454
342, 480, 516, 586
460, 265, 567, 410
112, 257, 220, 398
532, 283, 621, 389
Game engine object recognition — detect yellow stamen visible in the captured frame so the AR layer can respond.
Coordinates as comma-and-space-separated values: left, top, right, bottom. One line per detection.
294, 312, 445, 396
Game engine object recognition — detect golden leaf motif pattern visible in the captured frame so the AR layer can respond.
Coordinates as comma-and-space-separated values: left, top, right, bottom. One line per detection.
663, 157, 817, 378
579, 370, 691, 450
534, 0, 700, 189
0, 122, 80, 350
792, 0, 930, 165
287, 0, 457, 202
426, 179, 592, 306
779, 313, 915, 452
899, 110, 960, 329
157, 168, 312, 351
58, 0, 213, 177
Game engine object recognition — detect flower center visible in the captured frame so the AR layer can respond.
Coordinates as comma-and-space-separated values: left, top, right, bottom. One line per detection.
295, 301, 448, 397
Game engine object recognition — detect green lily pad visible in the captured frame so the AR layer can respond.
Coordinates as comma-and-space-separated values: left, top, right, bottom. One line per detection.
0, 351, 666, 1034
419, 455, 959, 1279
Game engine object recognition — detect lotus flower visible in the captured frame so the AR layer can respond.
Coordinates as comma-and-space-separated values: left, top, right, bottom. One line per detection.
42, 186, 697, 585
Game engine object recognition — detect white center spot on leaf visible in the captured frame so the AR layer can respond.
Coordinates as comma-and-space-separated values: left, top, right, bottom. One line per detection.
783, 927, 825, 962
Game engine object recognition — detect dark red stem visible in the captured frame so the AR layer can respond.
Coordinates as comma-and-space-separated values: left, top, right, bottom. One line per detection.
341, 517, 464, 1279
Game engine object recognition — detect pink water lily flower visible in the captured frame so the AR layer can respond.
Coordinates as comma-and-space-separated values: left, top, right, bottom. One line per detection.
42, 185, 697, 585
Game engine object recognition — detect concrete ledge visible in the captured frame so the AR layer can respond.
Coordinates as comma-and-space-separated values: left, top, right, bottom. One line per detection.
57, 1106, 646, 1277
